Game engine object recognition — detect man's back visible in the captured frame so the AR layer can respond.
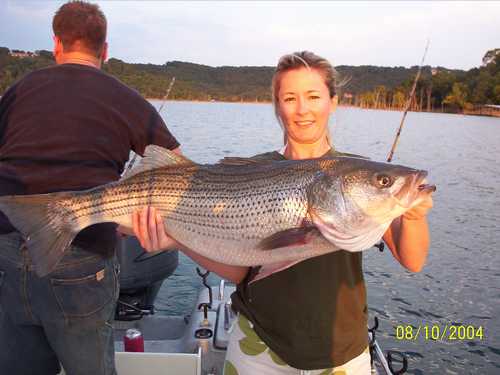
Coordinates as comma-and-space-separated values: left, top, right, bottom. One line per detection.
0, 63, 179, 240
0, 3, 182, 374
0, 63, 177, 194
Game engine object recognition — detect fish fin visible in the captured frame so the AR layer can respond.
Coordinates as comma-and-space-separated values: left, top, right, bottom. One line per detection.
218, 157, 277, 166
257, 226, 320, 250
250, 227, 336, 282
0, 194, 77, 277
249, 260, 304, 284
248, 232, 340, 281
143, 145, 194, 166
121, 145, 194, 180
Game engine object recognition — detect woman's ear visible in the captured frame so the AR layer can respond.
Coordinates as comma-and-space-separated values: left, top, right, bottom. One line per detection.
330, 95, 338, 113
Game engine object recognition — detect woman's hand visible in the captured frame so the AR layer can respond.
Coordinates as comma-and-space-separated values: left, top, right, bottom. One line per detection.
383, 193, 434, 272
132, 206, 178, 252
403, 195, 433, 221
130, 206, 249, 283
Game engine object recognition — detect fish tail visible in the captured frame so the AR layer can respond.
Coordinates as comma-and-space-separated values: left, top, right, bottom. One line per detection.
0, 192, 78, 277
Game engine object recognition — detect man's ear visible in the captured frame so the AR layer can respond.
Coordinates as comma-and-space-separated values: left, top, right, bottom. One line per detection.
100, 42, 108, 62
53, 36, 63, 57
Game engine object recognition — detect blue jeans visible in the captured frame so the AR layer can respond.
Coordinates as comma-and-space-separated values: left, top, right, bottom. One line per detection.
0, 232, 119, 375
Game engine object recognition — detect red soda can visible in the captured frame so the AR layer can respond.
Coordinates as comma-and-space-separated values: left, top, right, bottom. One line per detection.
123, 328, 144, 352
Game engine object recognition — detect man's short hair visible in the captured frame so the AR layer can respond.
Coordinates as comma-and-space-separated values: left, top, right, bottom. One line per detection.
52, 1, 107, 57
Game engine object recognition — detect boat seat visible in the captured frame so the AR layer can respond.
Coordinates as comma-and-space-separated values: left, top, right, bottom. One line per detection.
115, 350, 201, 375
57, 349, 201, 375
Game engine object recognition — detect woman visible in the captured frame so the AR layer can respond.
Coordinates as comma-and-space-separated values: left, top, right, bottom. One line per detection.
132, 51, 433, 374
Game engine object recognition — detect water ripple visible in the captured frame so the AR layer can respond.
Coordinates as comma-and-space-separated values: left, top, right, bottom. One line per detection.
488, 346, 500, 357
399, 308, 424, 318
392, 297, 412, 306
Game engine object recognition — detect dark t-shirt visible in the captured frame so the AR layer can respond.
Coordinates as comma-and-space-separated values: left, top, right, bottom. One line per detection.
231, 150, 368, 370
0, 64, 179, 253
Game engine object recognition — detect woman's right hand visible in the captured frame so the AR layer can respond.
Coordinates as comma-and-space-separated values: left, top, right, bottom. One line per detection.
132, 206, 249, 283
132, 206, 178, 252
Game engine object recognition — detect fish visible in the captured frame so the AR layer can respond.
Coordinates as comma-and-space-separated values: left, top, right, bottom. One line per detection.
0, 145, 435, 277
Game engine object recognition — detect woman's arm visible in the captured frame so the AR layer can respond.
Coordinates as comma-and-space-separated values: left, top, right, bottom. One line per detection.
382, 195, 433, 272
131, 206, 249, 284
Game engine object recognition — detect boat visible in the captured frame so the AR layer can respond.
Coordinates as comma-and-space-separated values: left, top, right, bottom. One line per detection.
58, 238, 408, 375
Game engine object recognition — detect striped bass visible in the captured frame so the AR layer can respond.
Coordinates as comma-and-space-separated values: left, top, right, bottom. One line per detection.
0, 145, 435, 277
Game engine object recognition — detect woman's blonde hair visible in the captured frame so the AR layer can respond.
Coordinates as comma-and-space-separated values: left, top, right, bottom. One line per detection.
271, 51, 338, 146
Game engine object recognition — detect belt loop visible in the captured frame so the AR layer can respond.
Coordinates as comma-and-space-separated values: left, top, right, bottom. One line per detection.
19, 241, 31, 268
19, 241, 27, 252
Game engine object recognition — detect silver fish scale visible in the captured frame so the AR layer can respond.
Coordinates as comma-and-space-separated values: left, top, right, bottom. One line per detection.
61, 160, 334, 264
158, 165, 316, 264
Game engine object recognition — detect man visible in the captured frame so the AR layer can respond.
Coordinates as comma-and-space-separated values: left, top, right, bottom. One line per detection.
0, 1, 179, 374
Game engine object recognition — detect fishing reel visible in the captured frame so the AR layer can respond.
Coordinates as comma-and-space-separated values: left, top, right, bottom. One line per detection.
196, 267, 213, 308
194, 267, 215, 339
368, 316, 408, 375
115, 298, 155, 321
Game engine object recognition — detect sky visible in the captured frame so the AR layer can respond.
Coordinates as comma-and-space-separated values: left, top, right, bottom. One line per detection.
1, 1, 499, 71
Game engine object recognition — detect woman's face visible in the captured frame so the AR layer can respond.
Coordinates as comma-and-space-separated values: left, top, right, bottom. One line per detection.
277, 67, 336, 145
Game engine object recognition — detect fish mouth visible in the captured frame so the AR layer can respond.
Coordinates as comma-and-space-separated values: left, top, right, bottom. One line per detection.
418, 183, 437, 193
396, 169, 435, 207
415, 170, 436, 194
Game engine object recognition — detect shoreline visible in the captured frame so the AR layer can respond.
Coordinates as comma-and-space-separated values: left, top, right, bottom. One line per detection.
146, 98, 270, 105
145, 99, 500, 117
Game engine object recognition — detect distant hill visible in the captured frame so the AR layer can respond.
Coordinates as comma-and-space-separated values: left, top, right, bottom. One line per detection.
0, 46, 451, 101
1, 46, 498, 112
104, 59, 276, 101
335, 65, 462, 94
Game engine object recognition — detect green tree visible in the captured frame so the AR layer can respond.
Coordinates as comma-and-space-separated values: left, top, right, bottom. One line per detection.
391, 90, 406, 109
431, 71, 456, 109
470, 71, 493, 104
493, 85, 500, 103
443, 83, 469, 110
373, 85, 388, 109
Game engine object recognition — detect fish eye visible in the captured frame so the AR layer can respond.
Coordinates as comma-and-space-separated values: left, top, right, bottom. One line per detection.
376, 174, 394, 188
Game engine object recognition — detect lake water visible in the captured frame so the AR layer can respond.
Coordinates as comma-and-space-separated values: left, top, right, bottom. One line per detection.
149, 100, 500, 374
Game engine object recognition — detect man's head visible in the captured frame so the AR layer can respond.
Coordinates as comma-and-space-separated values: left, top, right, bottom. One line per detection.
52, 1, 107, 60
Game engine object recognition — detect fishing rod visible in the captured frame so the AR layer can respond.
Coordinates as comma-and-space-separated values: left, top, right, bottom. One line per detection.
387, 39, 430, 163
371, 42, 430, 374
374, 39, 430, 300
157, 76, 176, 114
125, 76, 176, 173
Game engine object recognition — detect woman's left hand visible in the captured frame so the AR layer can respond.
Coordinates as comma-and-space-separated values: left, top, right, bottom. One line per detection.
403, 194, 433, 221
383, 194, 433, 272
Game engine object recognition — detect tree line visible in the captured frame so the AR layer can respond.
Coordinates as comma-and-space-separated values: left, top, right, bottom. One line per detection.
1, 46, 498, 112
349, 49, 500, 113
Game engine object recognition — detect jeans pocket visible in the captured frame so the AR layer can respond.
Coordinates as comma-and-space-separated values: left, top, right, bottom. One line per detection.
50, 262, 115, 318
